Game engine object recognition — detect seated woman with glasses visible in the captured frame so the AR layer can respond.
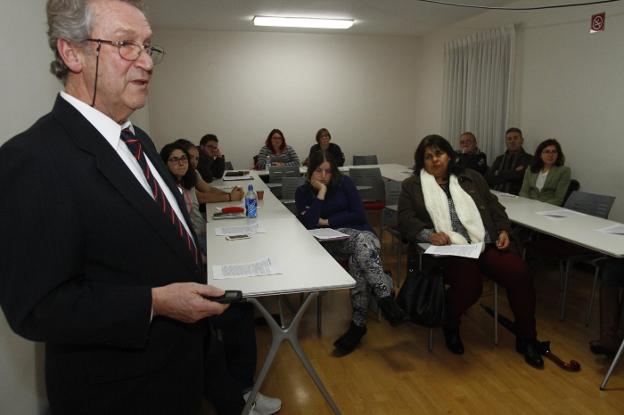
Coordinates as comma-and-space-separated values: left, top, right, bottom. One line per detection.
160, 143, 207, 256
256, 128, 300, 169
295, 150, 405, 355
519, 139, 571, 206
303, 128, 345, 167
397, 135, 543, 368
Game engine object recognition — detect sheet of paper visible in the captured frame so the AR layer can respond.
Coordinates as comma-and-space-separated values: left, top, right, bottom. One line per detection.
596, 224, 624, 236
215, 223, 266, 236
309, 228, 350, 241
212, 257, 280, 279
536, 209, 580, 219
491, 190, 517, 198
424, 242, 484, 259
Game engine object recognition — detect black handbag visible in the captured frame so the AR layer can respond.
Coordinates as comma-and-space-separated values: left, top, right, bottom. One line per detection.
396, 246, 446, 328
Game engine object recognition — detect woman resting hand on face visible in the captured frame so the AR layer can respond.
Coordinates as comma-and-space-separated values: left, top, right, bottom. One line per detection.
295, 150, 405, 355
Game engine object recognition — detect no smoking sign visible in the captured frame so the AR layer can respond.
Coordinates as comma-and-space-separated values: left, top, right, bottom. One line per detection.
590, 12, 605, 33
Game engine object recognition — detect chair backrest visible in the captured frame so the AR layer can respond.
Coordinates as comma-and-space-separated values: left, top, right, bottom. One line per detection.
349, 167, 384, 201
381, 180, 402, 228
564, 190, 616, 219
280, 176, 305, 201
268, 166, 300, 183
224, 161, 234, 171
352, 155, 378, 165
563, 179, 580, 205
384, 180, 401, 205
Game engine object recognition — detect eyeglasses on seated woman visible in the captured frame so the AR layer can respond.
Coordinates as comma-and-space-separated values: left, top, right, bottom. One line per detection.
397, 134, 544, 368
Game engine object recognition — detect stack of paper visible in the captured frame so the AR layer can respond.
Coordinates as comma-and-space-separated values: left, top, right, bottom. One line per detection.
309, 228, 350, 241
212, 257, 280, 279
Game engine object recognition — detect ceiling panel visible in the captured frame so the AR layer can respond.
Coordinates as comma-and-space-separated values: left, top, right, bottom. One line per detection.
147, 0, 517, 36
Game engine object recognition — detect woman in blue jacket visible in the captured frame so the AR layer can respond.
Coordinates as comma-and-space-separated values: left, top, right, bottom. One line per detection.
295, 150, 404, 355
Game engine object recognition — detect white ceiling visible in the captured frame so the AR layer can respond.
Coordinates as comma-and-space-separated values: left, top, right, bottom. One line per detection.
147, 0, 517, 37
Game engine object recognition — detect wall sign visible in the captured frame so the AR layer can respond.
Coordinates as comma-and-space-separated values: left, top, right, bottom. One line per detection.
590, 12, 605, 33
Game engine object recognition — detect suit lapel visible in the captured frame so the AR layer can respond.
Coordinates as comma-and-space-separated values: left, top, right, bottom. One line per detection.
51, 96, 199, 273
134, 128, 201, 248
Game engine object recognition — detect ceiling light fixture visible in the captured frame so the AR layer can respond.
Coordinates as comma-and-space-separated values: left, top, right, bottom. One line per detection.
253, 16, 354, 30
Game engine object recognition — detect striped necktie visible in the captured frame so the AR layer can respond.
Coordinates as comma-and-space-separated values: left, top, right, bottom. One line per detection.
120, 128, 199, 265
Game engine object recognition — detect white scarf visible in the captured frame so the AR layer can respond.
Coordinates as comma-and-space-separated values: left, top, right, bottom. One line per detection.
420, 169, 485, 245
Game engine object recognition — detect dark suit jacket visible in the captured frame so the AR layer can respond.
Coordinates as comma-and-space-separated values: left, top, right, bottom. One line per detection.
0, 96, 206, 414
486, 149, 533, 195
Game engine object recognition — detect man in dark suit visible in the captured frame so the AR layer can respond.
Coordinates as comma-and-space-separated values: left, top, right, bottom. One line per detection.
486, 127, 533, 195
0, 1, 233, 414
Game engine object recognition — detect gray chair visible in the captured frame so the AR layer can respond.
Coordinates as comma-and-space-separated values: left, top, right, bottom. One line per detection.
559, 191, 616, 322
353, 155, 378, 165
348, 167, 385, 203
268, 166, 301, 199
380, 180, 405, 285
349, 168, 386, 236
280, 176, 305, 214
268, 166, 300, 183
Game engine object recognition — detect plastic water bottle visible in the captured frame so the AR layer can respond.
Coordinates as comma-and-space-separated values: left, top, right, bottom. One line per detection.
245, 184, 257, 218
265, 155, 271, 170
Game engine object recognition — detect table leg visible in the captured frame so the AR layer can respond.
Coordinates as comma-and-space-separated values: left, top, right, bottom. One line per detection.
242, 293, 342, 415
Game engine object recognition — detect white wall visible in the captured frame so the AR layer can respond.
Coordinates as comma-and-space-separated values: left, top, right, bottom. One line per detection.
147, 29, 422, 168
1, 2, 52, 413
412, 1, 624, 221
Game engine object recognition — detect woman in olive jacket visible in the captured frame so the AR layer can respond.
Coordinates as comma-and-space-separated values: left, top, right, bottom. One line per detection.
398, 134, 543, 368
519, 138, 571, 206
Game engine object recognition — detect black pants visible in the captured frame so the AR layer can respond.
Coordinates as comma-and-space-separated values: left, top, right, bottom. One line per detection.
206, 303, 257, 415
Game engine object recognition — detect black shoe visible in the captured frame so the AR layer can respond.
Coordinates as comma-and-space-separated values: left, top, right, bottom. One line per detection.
442, 325, 464, 355
589, 340, 617, 357
516, 338, 545, 369
378, 296, 406, 326
333, 323, 367, 355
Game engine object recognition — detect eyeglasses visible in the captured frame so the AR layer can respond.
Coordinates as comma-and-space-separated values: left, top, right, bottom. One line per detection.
85, 39, 165, 65
542, 149, 558, 154
167, 156, 188, 164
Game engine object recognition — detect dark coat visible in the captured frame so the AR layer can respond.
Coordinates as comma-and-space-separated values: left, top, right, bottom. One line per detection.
397, 168, 512, 243
0, 96, 206, 415
486, 148, 533, 195
197, 151, 225, 182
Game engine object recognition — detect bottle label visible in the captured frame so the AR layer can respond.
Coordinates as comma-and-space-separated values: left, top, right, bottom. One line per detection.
246, 198, 257, 218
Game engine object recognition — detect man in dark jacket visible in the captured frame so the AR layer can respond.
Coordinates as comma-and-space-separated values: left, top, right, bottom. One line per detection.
486, 127, 533, 194
455, 131, 488, 176
198, 133, 226, 182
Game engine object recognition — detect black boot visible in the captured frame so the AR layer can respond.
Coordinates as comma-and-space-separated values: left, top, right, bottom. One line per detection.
442, 324, 464, 355
516, 338, 544, 369
378, 296, 406, 326
333, 323, 367, 356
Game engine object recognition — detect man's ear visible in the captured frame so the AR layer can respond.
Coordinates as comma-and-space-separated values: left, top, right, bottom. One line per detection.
56, 38, 84, 74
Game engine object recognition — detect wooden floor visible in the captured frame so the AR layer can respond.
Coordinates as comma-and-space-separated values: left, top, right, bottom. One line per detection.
203, 233, 624, 415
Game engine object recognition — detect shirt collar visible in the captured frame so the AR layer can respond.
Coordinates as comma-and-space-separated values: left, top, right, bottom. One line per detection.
60, 91, 134, 148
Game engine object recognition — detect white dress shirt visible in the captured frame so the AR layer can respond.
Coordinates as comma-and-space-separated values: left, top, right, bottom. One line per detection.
60, 92, 195, 245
